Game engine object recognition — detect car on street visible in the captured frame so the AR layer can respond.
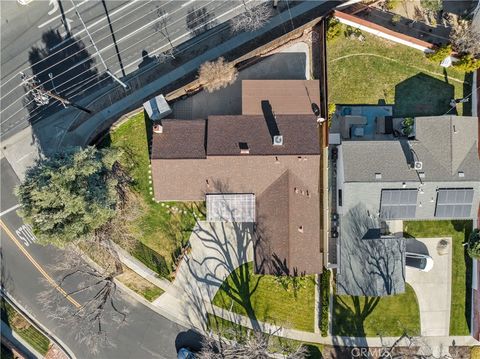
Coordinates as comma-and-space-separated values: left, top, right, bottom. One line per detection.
405, 252, 434, 272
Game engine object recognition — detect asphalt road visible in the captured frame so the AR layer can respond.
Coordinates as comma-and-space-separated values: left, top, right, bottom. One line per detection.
0, 0, 253, 139
0, 157, 202, 359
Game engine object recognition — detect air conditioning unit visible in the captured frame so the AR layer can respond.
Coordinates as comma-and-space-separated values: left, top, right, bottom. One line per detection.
273, 135, 283, 146
414, 161, 423, 170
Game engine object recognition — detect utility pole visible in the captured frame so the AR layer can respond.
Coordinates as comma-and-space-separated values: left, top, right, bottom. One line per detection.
21, 73, 92, 114
69, 0, 129, 90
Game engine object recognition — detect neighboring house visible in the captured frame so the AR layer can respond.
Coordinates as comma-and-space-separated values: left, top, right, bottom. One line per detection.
150, 80, 323, 275
332, 111, 480, 296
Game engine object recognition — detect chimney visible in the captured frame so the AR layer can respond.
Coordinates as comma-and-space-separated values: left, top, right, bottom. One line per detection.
153, 123, 163, 133
239, 142, 250, 154
261, 100, 281, 145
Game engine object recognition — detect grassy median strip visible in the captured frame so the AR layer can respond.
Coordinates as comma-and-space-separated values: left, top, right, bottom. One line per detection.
212, 262, 315, 331
207, 314, 324, 359
327, 24, 471, 116
117, 267, 164, 302
403, 220, 473, 335
101, 112, 204, 279
1, 299, 50, 356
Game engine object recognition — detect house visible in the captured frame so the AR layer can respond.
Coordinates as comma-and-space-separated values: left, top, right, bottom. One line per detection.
150, 80, 323, 275
332, 112, 480, 296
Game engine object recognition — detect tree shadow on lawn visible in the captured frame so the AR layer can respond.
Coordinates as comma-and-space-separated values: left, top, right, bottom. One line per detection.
394, 72, 454, 117
332, 295, 380, 338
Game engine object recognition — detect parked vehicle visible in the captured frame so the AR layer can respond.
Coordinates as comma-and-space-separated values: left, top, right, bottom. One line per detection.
178, 348, 195, 359
405, 252, 433, 272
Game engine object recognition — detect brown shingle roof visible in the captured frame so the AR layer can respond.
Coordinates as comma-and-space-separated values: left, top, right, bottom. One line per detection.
151, 119, 206, 159
206, 115, 319, 156
242, 80, 320, 115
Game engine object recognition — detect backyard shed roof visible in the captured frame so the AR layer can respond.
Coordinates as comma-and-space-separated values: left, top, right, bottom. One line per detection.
242, 80, 320, 115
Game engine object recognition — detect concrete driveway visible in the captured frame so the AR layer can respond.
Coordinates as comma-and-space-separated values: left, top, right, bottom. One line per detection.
405, 237, 452, 336
154, 221, 254, 329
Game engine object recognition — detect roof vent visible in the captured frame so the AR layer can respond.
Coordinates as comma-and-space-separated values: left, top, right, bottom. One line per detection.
414, 161, 423, 170
375, 173, 382, 180
273, 135, 283, 146
239, 142, 250, 154
458, 171, 465, 178
153, 124, 163, 134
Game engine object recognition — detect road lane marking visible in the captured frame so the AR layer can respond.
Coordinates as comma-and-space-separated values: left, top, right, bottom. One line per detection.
38, 0, 89, 28
0, 220, 81, 308
0, 204, 21, 217
15, 224, 36, 247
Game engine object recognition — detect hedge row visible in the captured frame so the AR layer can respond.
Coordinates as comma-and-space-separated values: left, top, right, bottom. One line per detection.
320, 270, 331, 337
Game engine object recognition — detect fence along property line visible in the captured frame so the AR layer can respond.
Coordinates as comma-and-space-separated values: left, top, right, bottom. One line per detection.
333, 10, 435, 53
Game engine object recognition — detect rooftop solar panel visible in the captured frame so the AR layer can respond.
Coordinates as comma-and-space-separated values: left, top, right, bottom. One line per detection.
435, 188, 473, 218
206, 193, 255, 222
380, 189, 418, 219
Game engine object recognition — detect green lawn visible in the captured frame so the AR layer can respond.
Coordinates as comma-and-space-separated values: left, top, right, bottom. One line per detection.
327, 25, 472, 117
332, 284, 420, 337
1, 300, 50, 356
207, 314, 324, 359
403, 220, 473, 335
103, 112, 205, 278
212, 262, 315, 331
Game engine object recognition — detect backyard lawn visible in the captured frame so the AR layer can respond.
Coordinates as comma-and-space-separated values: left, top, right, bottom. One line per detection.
102, 112, 205, 278
332, 284, 420, 337
212, 262, 315, 331
327, 25, 472, 117
403, 220, 473, 335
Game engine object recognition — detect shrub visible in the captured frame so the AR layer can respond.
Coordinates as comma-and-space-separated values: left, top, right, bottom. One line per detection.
320, 269, 331, 336
328, 103, 336, 128
384, 0, 395, 11
421, 0, 442, 12
453, 54, 480, 73
425, 44, 452, 63
391, 14, 401, 25
467, 229, 480, 259
326, 18, 342, 40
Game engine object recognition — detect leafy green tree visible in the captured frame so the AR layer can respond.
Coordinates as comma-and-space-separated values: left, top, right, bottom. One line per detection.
467, 229, 480, 259
16, 146, 129, 247
326, 18, 342, 41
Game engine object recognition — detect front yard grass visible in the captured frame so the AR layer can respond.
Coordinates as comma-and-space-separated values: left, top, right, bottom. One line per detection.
101, 112, 205, 278
327, 25, 472, 117
1, 299, 50, 355
332, 284, 420, 337
403, 220, 473, 335
212, 262, 315, 332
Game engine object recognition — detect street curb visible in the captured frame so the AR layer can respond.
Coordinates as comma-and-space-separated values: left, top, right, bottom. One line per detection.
1, 289, 76, 359
1, 319, 43, 359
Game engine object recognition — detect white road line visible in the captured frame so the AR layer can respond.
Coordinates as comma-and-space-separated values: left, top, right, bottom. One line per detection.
0, 205, 21, 217
181, 0, 196, 7
38, 0, 89, 28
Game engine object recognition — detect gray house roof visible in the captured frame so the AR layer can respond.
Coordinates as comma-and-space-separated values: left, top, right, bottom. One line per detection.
342, 116, 480, 183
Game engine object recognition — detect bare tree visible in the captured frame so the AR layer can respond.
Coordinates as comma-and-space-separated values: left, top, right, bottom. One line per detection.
197, 330, 308, 359
198, 57, 238, 93
154, 7, 176, 60
37, 191, 140, 354
449, 19, 480, 57
39, 245, 128, 354
230, 1, 273, 34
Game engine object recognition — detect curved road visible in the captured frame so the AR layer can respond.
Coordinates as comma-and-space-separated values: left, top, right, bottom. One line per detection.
0, 157, 200, 358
